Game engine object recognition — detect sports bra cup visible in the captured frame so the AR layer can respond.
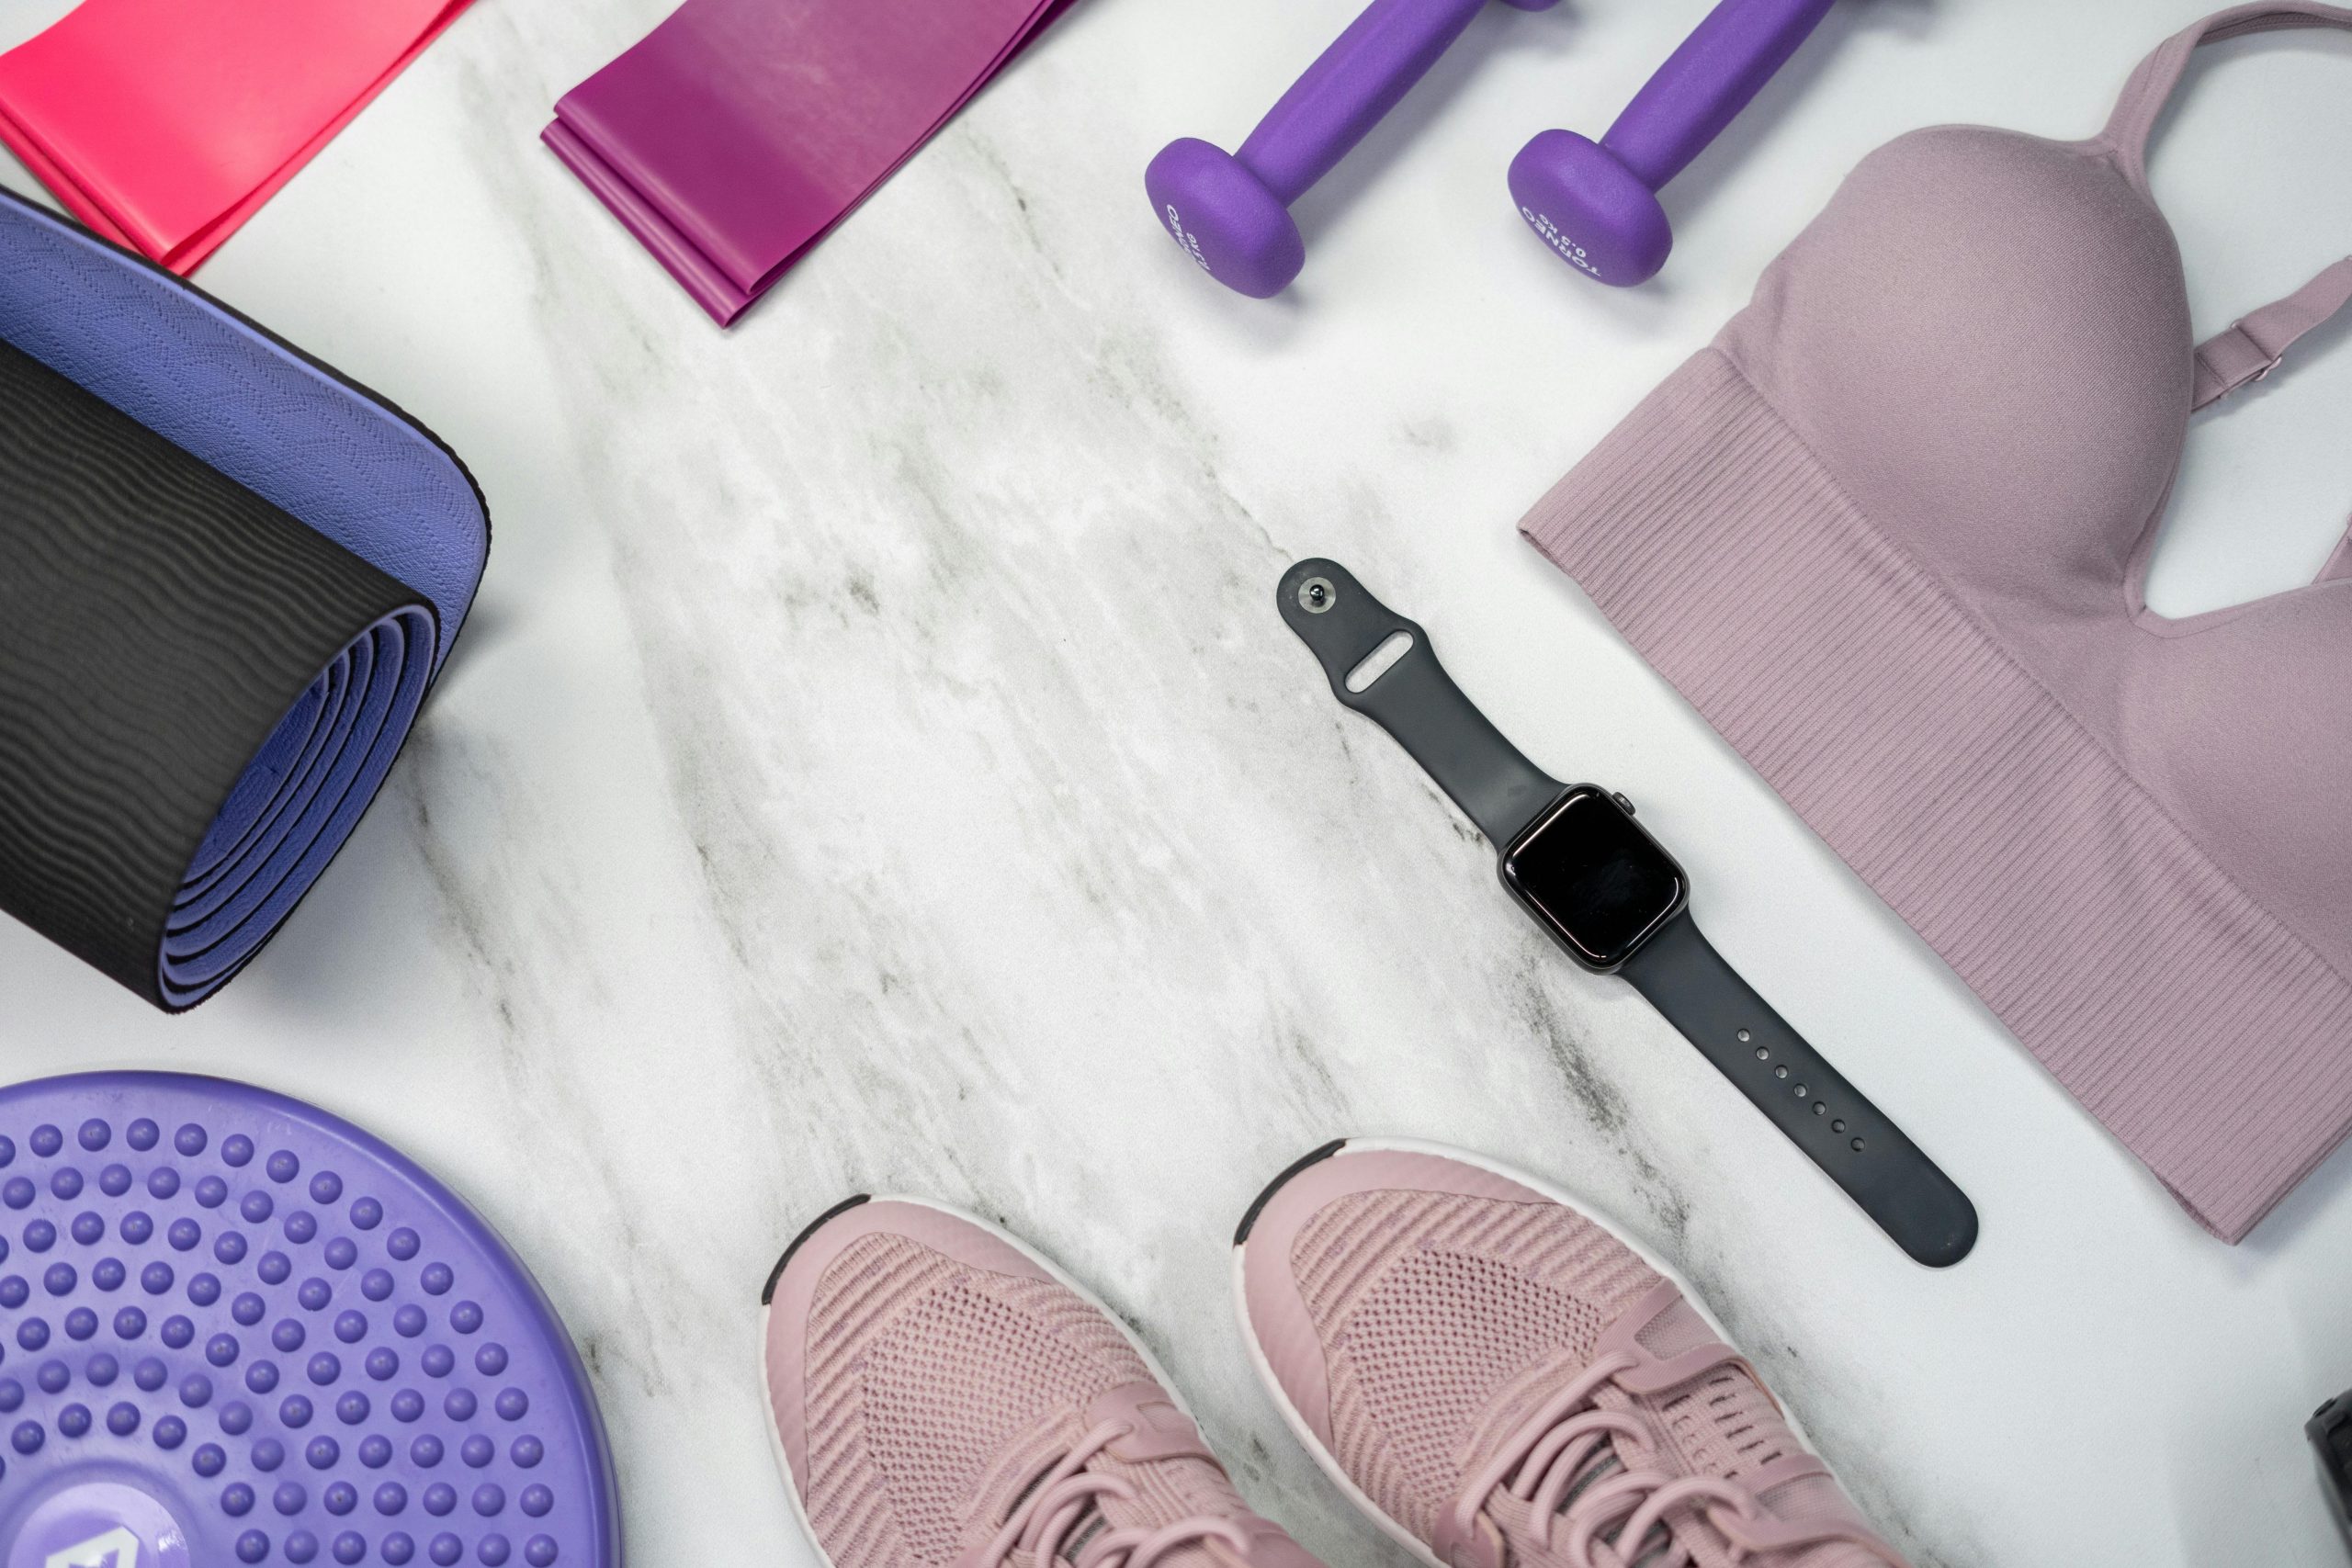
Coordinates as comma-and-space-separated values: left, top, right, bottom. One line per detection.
1522, 2, 2352, 1242
1721, 122, 2195, 622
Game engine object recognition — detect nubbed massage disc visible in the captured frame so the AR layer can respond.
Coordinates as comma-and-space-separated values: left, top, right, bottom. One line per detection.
0, 1074, 616, 1568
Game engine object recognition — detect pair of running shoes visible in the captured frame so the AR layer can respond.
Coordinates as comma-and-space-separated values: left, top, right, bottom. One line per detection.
759, 1139, 1912, 1568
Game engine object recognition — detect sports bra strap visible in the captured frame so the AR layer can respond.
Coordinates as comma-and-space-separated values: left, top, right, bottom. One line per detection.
2101, 5, 2352, 412
2192, 255, 2352, 410
2104, 3, 2352, 186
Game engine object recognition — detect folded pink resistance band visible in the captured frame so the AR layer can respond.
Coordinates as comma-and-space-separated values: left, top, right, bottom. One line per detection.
546, 0, 1077, 326
0, 0, 474, 275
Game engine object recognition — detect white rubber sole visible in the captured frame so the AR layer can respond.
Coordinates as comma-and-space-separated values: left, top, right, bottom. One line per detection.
1229, 1136, 1806, 1567
757, 1194, 1209, 1568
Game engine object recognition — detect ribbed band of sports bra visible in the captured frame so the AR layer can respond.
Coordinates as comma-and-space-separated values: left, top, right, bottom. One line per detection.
1522, 2, 2352, 1244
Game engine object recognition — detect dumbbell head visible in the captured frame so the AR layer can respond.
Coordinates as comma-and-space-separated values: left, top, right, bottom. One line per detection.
1150, 0, 1562, 299
1507, 129, 1672, 288
1146, 138, 1306, 300
1510, 0, 1837, 288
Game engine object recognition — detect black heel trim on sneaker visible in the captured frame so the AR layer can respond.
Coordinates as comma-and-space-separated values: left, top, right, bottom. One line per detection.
1233, 1141, 1349, 1246
761, 1194, 872, 1305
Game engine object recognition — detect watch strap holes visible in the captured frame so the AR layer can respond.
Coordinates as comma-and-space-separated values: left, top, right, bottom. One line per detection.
1747, 1034, 1853, 1141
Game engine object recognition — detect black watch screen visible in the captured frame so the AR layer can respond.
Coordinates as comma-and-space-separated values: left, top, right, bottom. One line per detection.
1499, 787, 1688, 971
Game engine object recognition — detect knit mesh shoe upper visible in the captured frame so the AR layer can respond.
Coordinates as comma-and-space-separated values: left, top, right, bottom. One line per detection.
1236, 1147, 1910, 1568
763, 1198, 1324, 1568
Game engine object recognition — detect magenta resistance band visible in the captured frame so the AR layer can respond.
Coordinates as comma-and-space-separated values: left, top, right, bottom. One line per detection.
545, 0, 1078, 326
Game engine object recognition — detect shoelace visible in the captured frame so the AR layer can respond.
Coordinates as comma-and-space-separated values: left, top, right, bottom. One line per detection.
1442, 1351, 1909, 1568
984, 1418, 1250, 1568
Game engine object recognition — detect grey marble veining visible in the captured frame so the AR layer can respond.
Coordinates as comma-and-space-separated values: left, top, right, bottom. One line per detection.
4, 1, 2351, 1564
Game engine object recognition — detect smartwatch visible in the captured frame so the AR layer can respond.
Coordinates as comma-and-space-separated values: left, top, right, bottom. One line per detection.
1279, 558, 1977, 1268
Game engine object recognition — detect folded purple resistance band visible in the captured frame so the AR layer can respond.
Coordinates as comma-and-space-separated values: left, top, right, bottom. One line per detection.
545, 0, 1079, 325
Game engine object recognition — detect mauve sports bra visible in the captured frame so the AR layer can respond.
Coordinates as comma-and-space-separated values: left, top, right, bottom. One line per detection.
1522, 3, 2352, 1244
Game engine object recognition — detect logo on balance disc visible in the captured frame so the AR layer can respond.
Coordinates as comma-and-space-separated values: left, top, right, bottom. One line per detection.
9, 1483, 191, 1568
46, 1529, 138, 1568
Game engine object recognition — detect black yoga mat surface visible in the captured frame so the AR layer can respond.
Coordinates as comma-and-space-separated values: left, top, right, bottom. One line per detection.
0, 338, 433, 1004
0, 186, 487, 1010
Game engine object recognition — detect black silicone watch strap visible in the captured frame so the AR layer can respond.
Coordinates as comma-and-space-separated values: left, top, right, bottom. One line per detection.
1276, 558, 1564, 846
1621, 913, 1979, 1267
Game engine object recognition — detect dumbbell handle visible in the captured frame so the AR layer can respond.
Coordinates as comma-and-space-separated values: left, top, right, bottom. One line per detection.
1237, 0, 1489, 205
1603, 0, 1836, 192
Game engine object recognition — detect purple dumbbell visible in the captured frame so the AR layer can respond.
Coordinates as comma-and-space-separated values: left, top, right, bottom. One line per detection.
1148, 0, 1557, 299
1510, 0, 1836, 286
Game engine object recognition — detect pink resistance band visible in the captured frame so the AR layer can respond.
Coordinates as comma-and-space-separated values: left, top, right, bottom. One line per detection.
546, 0, 1078, 326
0, 0, 475, 274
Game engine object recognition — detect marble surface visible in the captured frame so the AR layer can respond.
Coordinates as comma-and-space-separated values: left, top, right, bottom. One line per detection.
5, 0, 2352, 1563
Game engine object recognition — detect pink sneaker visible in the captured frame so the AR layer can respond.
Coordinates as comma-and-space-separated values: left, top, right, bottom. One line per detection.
762, 1195, 1328, 1568
1233, 1143, 1912, 1568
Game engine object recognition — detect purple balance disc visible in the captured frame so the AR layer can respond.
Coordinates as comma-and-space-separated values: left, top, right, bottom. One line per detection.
0, 1075, 616, 1568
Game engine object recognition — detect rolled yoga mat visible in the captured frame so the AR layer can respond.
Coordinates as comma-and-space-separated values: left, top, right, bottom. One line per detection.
545, 0, 1080, 325
0, 186, 488, 1011
0, 1072, 618, 1566
0, 0, 478, 274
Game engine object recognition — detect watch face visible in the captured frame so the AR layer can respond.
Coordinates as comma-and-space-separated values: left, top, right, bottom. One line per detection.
1499, 787, 1687, 970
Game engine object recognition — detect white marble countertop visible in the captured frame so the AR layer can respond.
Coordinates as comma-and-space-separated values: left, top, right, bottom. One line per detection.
5, 0, 2351, 1563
